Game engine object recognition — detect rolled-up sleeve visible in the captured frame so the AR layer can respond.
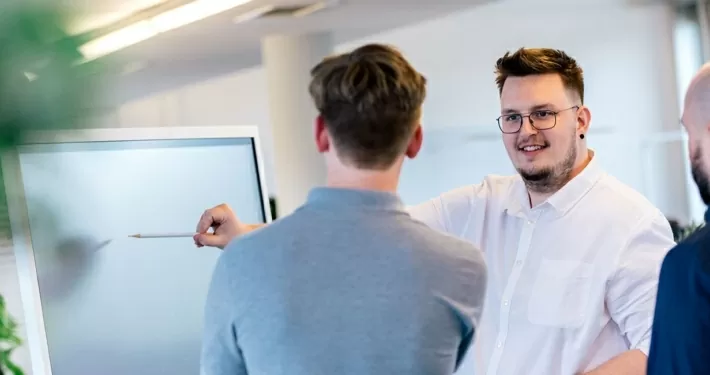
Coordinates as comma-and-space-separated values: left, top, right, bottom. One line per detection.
606, 211, 675, 355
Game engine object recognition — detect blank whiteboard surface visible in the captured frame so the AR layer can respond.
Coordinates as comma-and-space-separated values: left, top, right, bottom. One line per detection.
14, 137, 267, 375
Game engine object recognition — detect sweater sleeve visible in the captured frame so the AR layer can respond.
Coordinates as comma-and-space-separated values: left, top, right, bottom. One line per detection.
200, 252, 248, 375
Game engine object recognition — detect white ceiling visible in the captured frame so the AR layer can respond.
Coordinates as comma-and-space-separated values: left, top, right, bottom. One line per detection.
49, 0, 683, 103
60, 0, 496, 102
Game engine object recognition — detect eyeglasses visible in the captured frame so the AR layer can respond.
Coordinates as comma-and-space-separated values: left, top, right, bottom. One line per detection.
496, 105, 580, 134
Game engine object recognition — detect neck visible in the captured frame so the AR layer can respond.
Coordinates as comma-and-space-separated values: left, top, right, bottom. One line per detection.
528, 149, 592, 207
326, 168, 400, 193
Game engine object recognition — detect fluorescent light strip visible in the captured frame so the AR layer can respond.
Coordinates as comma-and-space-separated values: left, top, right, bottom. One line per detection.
79, 21, 157, 61
292, 1, 327, 17
79, 0, 252, 61
67, 0, 168, 35
233, 4, 275, 24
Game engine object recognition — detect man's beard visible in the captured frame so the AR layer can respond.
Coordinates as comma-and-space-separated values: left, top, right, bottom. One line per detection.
691, 147, 710, 206
517, 138, 577, 194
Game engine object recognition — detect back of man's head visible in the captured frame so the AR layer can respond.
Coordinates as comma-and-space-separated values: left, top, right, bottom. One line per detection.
308, 44, 426, 170
683, 63, 710, 205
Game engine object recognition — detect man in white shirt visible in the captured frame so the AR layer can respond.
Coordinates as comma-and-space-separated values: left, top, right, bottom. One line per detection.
194, 47, 675, 375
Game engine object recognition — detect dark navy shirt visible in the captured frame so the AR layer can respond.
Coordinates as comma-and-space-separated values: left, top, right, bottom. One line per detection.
647, 208, 710, 375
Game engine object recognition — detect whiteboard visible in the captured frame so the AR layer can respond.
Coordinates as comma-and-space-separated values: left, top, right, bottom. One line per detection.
2, 126, 271, 375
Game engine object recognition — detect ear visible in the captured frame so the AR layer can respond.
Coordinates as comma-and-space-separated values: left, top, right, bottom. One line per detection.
314, 115, 330, 153
577, 105, 591, 136
405, 125, 423, 159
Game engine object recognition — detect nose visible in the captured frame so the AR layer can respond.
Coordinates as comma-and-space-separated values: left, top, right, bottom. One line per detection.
520, 116, 538, 135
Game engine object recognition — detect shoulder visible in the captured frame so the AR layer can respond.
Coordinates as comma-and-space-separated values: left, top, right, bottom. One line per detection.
221, 211, 306, 262
660, 242, 695, 274
406, 174, 518, 232
591, 174, 672, 239
595, 174, 664, 222
429, 228, 486, 266
677, 225, 710, 273
656, 239, 710, 300
405, 219, 487, 278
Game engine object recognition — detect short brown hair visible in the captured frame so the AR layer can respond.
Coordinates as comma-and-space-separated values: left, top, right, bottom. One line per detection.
308, 44, 426, 169
494, 48, 584, 103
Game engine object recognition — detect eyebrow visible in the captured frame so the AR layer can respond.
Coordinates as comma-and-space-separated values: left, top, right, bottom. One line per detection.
501, 103, 557, 114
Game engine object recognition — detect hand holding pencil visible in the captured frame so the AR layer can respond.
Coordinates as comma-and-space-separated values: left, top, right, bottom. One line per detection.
193, 203, 246, 249
129, 204, 246, 249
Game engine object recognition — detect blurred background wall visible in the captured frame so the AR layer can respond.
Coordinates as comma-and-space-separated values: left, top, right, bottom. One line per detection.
92, 0, 704, 222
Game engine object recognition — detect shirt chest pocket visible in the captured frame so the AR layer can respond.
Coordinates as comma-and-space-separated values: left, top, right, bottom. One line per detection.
527, 259, 595, 328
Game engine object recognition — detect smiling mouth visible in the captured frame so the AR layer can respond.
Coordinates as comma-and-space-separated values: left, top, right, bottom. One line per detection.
519, 145, 548, 152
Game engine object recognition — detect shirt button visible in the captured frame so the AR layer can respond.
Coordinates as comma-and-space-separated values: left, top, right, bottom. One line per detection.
497, 341, 503, 348
503, 300, 509, 306
527, 220, 533, 225
515, 260, 522, 266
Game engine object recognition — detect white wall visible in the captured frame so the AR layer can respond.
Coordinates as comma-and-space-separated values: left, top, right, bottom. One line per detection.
336, 1, 690, 216
100, 1, 692, 219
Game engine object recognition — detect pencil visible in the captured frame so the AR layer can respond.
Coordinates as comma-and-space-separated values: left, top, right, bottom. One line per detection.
128, 232, 196, 239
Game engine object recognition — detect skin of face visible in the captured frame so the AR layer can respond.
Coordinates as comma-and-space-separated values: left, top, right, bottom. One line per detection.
499, 73, 585, 194
682, 91, 710, 205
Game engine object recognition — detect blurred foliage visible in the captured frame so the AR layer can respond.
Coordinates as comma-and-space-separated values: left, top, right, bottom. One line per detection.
0, 295, 23, 375
678, 221, 705, 242
0, 3, 103, 149
0, 4, 106, 374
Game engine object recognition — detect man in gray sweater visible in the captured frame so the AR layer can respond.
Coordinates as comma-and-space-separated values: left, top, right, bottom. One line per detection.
197, 43, 487, 375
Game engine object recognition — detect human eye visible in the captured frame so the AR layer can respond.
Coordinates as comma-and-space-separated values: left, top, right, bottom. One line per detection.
532, 110, 554, 120
503, 114, 521, 122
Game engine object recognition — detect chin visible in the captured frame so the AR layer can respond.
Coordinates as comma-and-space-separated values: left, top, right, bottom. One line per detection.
517, 160, 545, 172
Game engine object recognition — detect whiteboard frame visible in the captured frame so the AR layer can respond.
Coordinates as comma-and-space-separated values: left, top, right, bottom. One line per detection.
1, 125, 272, 375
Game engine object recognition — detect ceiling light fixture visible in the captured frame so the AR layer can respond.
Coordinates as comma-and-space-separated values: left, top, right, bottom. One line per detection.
292, 1, 330, 17
79, 0, 253, 62
233, 4, 275, 24
67, 0, 168, 35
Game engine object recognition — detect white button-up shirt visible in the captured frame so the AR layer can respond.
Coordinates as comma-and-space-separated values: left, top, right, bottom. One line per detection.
408, 156, 675, 375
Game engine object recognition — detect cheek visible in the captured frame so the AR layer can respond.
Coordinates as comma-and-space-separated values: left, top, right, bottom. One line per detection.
689, 141, 698, 161
546, 128, 573, 150
700, 139, 710, 165
687, 133, 700, 160
502, 135, 518, 153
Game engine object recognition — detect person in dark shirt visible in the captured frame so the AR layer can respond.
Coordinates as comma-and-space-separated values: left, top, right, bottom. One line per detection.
647, 63, 710, 374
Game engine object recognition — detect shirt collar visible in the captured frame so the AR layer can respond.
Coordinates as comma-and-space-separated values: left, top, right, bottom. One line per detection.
505, 151, 605, 218
306, 186, 405, 211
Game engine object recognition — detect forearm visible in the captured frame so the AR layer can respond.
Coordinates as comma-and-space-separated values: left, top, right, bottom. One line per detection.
247, 223, 266, 232
582, 349, 646, 375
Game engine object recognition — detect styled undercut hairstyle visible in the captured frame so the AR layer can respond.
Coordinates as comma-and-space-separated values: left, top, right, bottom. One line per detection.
308, 43, 427, 169
494, 47, 585, 103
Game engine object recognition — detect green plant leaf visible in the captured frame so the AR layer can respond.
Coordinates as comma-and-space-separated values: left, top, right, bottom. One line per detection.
0, 4, 109, 375
1, 348, 24, 375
